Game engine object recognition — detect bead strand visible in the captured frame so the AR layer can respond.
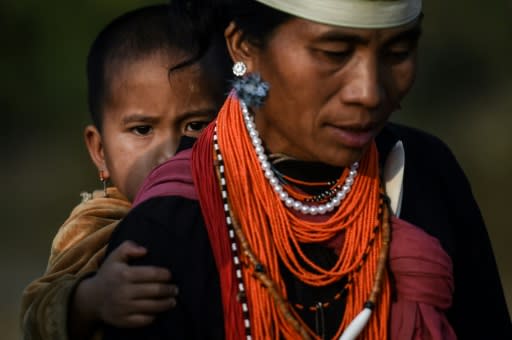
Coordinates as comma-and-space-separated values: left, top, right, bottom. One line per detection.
215, 125, 391, 338
214, 126, 253, 339
215, 126, 311, 339
241, 101, 359, 215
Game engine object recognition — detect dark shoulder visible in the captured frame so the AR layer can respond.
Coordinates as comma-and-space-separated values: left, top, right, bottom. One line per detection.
104, 195, 225, 339
390, 123, 469, 182
379, 122, 456, 161
379, 122, 472, 258
107, 196, 202, 255
378, 122, 466, 185
131, 195, 199, 224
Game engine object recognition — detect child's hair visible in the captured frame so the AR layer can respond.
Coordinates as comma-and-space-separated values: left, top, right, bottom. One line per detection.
86, 3, 229, 131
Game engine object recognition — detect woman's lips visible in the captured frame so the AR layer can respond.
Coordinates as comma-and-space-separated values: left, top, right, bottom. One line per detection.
326, 124, 376, 148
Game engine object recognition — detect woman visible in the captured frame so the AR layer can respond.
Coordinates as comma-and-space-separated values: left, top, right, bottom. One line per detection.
104, 0, 511, 339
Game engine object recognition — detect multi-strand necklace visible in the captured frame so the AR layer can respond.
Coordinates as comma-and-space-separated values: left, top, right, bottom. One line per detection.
240, 101, 360, 215
212, 95, 391, 339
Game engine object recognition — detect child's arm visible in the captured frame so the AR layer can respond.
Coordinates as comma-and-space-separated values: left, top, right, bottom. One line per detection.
68, 241, 176, 340
21, 189, 173, 340
20, 190, 128, 339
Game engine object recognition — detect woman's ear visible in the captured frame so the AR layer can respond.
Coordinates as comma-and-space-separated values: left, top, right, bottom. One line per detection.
84, 125, 110, 180
224, 22, 257, 73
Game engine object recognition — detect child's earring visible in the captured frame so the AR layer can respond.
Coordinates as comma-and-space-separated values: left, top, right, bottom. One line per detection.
231, 61, 269, 109
99, 169, 108, 197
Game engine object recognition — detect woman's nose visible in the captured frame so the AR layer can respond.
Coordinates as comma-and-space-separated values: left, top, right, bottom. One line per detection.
342, 55, 383, 109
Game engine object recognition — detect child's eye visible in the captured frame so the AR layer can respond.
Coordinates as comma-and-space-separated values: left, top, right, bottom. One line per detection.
185, 121, 210, 133
131, 125, 153, 136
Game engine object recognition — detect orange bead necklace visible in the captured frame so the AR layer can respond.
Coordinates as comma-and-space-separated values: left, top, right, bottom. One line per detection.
215, 95, 391, 339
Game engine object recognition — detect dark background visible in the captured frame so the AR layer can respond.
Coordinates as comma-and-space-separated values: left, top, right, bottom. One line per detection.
1, 1, 511, 338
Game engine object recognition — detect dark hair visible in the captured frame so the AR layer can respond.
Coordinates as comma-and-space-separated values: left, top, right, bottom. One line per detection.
86, 3, 230, 130
168, 0, 291, 67
227, 0, 292, 47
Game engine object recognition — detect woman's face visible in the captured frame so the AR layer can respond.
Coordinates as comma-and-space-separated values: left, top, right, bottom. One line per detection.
244, 18, 421, 166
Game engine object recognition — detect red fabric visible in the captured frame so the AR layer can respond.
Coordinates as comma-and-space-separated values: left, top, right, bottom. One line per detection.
132, 148, 197, 208
191, 123, 245, 339
389, 216, 456, 340
325, 216, 456, 339
132, 128, 456, 339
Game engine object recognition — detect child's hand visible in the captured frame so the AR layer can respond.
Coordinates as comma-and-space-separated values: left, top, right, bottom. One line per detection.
84, 240, 178, 328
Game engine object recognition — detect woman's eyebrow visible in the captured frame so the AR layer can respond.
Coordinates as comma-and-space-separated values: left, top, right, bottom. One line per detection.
314, 31, 370, 45
313, 25, 422, 46
385, 26, 423, 46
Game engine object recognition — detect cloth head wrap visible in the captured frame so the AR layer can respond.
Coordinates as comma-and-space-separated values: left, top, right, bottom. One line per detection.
253, 0, 422, 28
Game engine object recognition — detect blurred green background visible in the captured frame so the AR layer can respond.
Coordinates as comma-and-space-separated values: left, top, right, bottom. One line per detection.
1, 1, 510, 338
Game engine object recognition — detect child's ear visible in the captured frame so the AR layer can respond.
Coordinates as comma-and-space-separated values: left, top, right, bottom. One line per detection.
224, 22, 257, 73
84, 125, 110, 180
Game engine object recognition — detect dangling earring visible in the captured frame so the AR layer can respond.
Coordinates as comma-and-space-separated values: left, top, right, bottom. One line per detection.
99, 170, 108, 197
231, 61, 269, 108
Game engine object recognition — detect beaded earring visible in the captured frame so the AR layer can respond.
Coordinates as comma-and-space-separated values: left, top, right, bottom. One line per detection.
99, 169, 108, 197
231, 61, 269, 109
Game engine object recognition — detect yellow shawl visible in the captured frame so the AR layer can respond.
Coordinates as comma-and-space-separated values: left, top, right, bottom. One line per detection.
21, 187, 131, 340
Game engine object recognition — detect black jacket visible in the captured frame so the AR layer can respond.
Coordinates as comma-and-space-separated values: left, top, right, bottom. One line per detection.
104, 123, 512, 340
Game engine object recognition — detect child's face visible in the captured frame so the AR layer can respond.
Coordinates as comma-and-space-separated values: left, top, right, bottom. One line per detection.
85, 53, 224, 200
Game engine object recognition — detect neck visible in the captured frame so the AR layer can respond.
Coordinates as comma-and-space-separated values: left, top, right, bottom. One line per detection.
270, 154, 344, 183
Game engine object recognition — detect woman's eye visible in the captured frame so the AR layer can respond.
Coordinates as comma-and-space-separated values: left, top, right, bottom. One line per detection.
322, 49, 352, 60
185, 121, 210, 133
389, 50, 410, 60
324, 50, 350, 56
131, 125, 153, 136
385, 45, 415, 63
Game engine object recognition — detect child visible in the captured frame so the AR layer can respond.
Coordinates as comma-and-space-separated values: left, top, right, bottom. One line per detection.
20, 4, 229, 340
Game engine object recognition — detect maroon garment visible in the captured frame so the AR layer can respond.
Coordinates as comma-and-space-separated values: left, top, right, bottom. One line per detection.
389, 216, 456, 340
132, 144, 456, 339
133, 148, 197, 207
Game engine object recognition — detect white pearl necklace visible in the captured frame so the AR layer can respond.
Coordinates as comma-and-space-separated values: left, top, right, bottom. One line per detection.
240, 101, 359, 215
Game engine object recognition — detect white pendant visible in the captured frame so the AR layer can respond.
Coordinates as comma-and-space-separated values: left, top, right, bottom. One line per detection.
339, 307, 373, 340
383, 140, 405, 217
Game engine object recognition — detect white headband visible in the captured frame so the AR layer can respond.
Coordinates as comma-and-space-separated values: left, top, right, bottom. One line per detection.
253, 0, 422, 28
